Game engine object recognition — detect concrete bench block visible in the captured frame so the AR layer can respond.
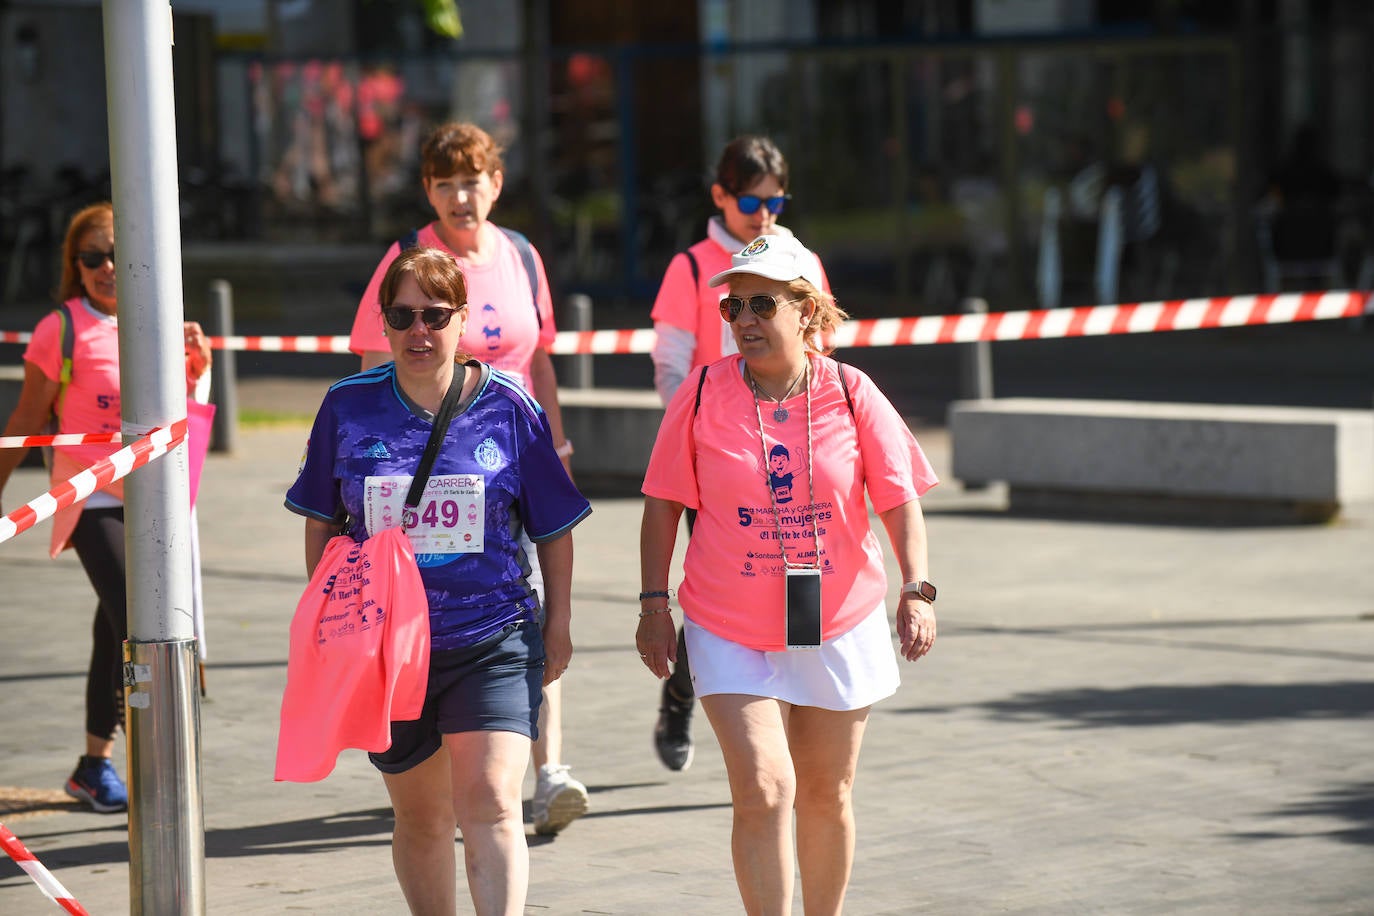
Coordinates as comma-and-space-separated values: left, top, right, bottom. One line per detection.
949, 398, 1374, 522
557, 387, 664, 495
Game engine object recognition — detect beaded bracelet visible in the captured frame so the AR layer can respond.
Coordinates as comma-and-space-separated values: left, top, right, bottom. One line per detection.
638, 605, 673, 618
638, 588, 673, 618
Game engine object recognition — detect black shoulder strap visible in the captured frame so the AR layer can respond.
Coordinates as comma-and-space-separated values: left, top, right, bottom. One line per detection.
405, 365, 467, 508
833, 357, 855, 419
684, 249, 700, 290
398, 228, 419, 252
498, 226, 542, 329
692, 364, 709, 417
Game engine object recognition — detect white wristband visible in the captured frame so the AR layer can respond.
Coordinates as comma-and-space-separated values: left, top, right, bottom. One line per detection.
555, 439, 574, 458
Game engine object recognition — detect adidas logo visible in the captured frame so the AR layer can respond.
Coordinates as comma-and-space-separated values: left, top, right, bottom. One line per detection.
365, 441, 392, 459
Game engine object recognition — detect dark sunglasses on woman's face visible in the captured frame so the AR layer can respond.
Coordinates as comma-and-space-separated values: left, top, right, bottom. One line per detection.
719, 294, 798, 323
734, 193, 790, 216
76, 249, 114, 269
382, 305, 461, 331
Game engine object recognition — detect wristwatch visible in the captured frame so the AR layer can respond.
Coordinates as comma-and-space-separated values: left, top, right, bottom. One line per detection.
901, 580, 937, 604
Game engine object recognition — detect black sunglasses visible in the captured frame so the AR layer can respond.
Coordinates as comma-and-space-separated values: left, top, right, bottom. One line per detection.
734, 194, 789, 216
719, 294, 799, 323
382, 305, 461, 331
76, 249, 114, 269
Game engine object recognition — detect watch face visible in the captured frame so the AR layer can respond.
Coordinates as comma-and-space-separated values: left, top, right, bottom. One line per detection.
904, 580, 937, 602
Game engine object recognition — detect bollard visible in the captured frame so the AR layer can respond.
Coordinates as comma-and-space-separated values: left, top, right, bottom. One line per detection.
207, 280, 238, 453
959, 297, 994, 401
958, 297, 994, 492
564, 293, 593, 389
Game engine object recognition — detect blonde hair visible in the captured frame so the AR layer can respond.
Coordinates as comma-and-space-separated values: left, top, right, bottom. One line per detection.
58, 202, 114, 302
786, 277, 848, 355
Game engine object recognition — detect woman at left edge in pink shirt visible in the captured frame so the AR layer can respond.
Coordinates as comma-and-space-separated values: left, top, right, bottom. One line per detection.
0, 201, 213, 814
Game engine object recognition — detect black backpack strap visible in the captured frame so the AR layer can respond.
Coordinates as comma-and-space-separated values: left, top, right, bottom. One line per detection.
498, 226, 542, 329
692, 364, 709, 417
684, 249, 700, 290
833, 357, 855, 419
398, 228, 419, 252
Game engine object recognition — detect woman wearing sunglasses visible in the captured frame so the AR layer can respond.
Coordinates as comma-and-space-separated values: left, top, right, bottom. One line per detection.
638, 234, 938, 916
0, 202, 212, 814
289, 247, 590, 914
348, 121, 590, 837
645, 135, 832, 773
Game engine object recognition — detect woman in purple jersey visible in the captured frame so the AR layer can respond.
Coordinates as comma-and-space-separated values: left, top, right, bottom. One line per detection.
288, 247, 589, 914
350, 122, 589, 837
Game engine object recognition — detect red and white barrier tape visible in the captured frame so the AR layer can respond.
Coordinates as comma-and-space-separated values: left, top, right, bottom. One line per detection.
212, 333, 353, 354
828, 289, 1370, 350
0, 823, 91, 915
0, 432, 122, 449
2, 290, 1368, 356
0, 419, 186, 545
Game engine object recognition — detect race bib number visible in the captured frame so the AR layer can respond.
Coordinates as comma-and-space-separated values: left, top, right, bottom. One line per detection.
364, 474, 485, 554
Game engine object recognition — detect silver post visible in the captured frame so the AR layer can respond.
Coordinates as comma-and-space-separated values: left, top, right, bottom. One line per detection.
103, 1, 206, 912
564, 293, 593, 389
959, 297, 994, 401
207, 280, 238, 454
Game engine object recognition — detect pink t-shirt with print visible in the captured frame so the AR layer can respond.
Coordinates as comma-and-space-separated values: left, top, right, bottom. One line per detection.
651, 235, 832, 371
642, 354, 937, 651
25, 298, 204, 556
25, 299, 122, 479
349, 223, 556, 392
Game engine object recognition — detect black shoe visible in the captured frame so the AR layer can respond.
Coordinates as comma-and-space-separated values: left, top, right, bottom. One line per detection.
654, 683, 694, 771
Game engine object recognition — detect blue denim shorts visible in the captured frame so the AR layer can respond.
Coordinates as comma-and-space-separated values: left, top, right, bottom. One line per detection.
369, 618, 545, 774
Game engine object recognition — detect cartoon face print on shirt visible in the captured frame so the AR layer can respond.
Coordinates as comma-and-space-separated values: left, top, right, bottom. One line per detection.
480, 303, 501, 351
768, 443, 797, 504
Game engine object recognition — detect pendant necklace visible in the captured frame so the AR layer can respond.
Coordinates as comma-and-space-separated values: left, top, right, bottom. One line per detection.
747, 364, 808, 423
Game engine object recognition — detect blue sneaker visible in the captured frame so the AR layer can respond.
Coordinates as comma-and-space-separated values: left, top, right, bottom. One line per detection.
65, 757, 128, 813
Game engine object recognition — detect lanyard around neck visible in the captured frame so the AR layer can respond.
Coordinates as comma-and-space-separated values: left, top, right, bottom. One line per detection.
748, 359, 821, 570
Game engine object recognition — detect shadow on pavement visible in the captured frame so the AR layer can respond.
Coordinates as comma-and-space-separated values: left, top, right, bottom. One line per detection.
1238, 780, 1374, 846
957, 680, 1374, 727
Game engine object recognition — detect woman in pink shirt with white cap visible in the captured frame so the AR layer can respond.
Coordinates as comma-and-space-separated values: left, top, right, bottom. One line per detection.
638, 233, 938, 915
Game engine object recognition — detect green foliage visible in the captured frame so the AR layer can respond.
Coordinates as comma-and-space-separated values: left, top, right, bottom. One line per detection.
422, 0, 463, 39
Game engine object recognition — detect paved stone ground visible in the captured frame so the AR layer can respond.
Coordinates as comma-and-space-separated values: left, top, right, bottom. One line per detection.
1, 389, 1371, 914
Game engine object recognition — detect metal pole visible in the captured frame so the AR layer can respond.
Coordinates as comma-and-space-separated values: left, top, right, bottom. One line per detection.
102, 2, 206, 913
564, 293, 593, 389
207, 280, 238, 454
1095, 187, 1123, 306
1037, 188, 1062, 309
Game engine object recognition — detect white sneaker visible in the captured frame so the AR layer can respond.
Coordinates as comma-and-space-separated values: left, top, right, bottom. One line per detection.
532, 763, 589, 836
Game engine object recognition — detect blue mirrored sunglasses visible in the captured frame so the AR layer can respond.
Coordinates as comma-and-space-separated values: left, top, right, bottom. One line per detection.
734, 193, 790, 216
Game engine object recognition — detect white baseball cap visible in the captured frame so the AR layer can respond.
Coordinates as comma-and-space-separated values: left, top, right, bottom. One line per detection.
707, 234, 824, 290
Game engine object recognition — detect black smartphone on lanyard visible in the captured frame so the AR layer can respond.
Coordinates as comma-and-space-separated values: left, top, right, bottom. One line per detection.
785, 567, 822, 650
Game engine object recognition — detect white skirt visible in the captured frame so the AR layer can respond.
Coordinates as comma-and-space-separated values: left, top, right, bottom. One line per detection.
685, 601, 901, 711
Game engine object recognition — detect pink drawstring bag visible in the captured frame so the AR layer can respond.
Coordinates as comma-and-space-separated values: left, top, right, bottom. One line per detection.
275, 525, 430, 782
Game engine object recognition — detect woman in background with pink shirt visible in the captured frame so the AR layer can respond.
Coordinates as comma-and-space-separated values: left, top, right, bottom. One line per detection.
0, 202, 212, 814
646, 135, 832, 772
637, 234, 938, 916
349, 122, 588, 837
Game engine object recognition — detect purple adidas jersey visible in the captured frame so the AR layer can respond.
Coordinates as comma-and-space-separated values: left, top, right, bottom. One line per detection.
286, 362, 591, 650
